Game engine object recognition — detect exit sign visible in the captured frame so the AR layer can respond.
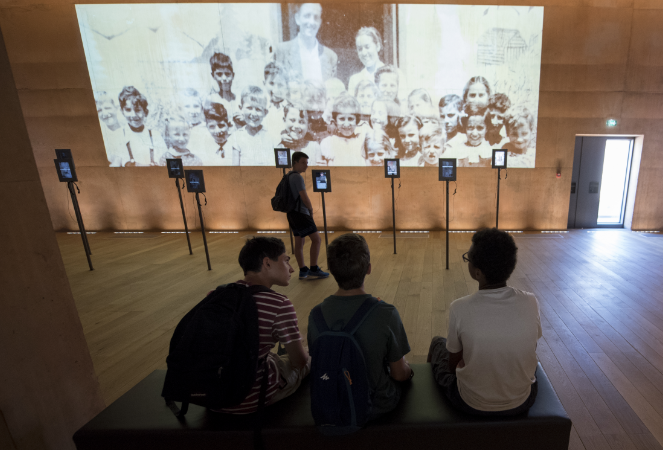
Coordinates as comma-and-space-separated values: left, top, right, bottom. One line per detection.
606, 119, 617, 127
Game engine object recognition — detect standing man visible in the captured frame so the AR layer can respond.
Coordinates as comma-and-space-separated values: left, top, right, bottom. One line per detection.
287, 151, 329, 280
274, 3, 338, 83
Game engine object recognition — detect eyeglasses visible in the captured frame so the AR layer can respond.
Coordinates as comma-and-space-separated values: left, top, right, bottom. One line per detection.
462, 252, 471, 263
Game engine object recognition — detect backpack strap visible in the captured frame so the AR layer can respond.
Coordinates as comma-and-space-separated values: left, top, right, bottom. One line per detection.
286, 171, 303, 213
310, 304, 330, 333
343, 297, 381, 335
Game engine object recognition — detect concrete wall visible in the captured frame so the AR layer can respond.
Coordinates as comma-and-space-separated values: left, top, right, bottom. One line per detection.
0, 0, 662, 232
0, 24, 105, 450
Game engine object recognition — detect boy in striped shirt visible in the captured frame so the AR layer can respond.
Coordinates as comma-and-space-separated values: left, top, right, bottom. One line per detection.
219, 237, 310, 414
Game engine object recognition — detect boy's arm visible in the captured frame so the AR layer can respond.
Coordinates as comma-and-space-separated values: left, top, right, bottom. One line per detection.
298, 190, 314, 213
283, 340, 310, 369
389, 357, 412, 382
449, 350, 464, 372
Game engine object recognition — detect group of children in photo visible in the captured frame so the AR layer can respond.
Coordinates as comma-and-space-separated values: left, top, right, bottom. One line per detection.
96, 26, 537, 169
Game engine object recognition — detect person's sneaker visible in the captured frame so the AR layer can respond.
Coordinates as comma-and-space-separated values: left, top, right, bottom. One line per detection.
299, 267, 310, 279
308, 267, 330, 279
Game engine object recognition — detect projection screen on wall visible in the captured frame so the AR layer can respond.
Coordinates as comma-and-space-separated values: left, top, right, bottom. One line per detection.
76, 3, 543, 168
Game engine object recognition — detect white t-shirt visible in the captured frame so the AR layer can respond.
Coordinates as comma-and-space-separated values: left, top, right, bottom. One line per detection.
298, 36, 323, 82
446, 286, 542, 412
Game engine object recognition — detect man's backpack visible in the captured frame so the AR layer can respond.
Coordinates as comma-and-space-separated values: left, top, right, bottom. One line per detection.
161, 283, 270, 417
309, 297, 381, 435
271, 172, 301, 213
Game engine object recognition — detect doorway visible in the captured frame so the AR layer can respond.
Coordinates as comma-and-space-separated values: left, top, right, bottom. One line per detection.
568, 136, 634, 229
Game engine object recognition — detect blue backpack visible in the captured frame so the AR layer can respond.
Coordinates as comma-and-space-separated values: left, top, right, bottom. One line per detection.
309, 297, 381, 435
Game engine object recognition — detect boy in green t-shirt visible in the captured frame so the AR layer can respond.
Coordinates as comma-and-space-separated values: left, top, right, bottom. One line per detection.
307, 233, 412, 419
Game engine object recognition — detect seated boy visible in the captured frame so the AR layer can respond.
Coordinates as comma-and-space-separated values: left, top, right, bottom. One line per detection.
231, 86, 273, 166
428, 228, 541, 416
217, 237, 310, 413
307, 233, 412, 420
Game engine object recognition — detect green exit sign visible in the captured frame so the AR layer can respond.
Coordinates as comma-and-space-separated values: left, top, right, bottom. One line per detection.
606, 119, 617, 127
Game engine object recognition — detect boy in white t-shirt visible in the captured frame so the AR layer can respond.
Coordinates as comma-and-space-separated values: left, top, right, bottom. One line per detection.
428, 228, 542, 416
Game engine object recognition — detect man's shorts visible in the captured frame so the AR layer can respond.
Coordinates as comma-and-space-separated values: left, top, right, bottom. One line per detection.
286, 210, 317, 237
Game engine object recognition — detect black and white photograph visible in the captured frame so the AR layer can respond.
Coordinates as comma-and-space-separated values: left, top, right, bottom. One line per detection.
316, 172, 327, 190
387, 160, 398, 176
492, 148, 507, 168
77, 3, 542, 168
60, 161, 73, 179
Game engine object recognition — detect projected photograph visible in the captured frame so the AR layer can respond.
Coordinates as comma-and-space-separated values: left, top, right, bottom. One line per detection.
77, 3, 542, 168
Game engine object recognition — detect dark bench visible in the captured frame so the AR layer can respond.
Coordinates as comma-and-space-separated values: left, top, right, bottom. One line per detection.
74, 363, 571, 450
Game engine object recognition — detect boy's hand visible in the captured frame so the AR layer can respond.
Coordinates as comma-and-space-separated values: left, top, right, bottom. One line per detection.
233, 111, 245, 127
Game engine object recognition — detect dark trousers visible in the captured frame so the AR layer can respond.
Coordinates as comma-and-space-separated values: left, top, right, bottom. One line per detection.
428, 336, 538, 416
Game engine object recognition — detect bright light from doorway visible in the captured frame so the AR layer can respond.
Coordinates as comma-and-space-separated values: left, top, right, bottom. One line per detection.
597, 139, 631, 224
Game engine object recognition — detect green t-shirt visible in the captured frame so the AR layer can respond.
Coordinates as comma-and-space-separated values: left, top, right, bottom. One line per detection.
307, 294, 411, 417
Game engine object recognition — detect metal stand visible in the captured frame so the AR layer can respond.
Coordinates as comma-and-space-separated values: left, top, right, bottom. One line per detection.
446, 180, 450, 270
321, 192, 329, 250
282, 167, 295, 254
391, 178, 397, 255
67, 181, 93, 271
496, 167, 501, 229
195, 192, 211, 270
176, 178, 192, 255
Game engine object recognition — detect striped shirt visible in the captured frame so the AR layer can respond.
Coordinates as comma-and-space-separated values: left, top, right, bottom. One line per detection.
219, 280, 301, 414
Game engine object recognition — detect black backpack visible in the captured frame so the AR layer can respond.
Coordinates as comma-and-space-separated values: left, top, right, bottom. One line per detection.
161, 283, 270, 417
271, 172, 301, 213
309, 297, 381, 435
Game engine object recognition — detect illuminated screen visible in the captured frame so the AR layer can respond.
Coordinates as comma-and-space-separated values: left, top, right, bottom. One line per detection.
76, 3, 543, 168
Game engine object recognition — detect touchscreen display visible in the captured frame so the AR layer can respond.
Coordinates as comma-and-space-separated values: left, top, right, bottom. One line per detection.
315, 172, 328, 190
59, 161, 73, 179
387, 160, 398, 176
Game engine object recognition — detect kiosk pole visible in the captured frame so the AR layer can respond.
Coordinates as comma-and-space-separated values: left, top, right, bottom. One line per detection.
67, 181, 93, 271
446, 180, 450, 270
195, 192, 211, 271
321, 192, 329, 250
391, 177, 397, 255
496, 168, 501, 229
176, 178, 193, 255
282, 167, 295, 254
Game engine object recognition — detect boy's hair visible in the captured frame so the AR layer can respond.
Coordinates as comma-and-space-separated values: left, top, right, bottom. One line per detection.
292, 151, 309, 164
301, 79, 326, 111
462, 76, 492, 103
356, 27, 382, 51
489, 93, 511, 113
94, 91, 115, 106
283, 102, 309, 121
354, 79, 380, 98
327, 234, 370, 290
362, 128, 395, 159
203, 100, 229, 124
396, 115, 423, 131
372, 97, 400, 122
238, 237, 286, 275
439, 94, 462, 110
416, 105, 442, 125
210, 52, 234, 74
264, 61, 287, 82
294, 2, 321, 15
118, 86, 149, 114
504, 106, 536, 136
374, 64, 399, 86
460, 104, 489, 130
240, 85, 267, 108
419, 122, 444, 145
408, 88, 432, 106
181, 88, 201, 101
468, 228, 518, 284
331, 94, 360, 122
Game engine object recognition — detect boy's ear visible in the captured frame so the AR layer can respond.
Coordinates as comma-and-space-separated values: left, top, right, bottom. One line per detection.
366, 263, 372, 276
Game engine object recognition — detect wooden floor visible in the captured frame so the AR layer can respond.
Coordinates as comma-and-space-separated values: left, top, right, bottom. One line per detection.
58, 229, 663, 450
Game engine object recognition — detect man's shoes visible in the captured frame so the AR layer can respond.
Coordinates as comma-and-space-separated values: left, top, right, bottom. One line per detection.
299, 267, 310, 279
308, 266, 330, 279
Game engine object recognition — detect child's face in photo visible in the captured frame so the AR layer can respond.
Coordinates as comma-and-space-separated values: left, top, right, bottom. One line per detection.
356, 35, 380, 69
240, 98, 267, 128
508, 119, 532, 152
97, 100, 119, 128
398, 122, 420, 156
370, 102, 388, 129
206, 119, 229, 145
466, 83, 489, 109
377, 73, 398, 101
266, 74, 288, 104
288, 82, 302, 104
168, 122, 191, 152
489, 108, 505, 129
335, 110, 357, 137
440, 105, 460, 135
356, 88, 376, 115
366, 140, 386, 166
180, 96, 203, 126
284, 109, 309, 141
466, 116, 487, 147
409, 98, 428, 116
422, 136, 443, 165
212, 68, 234, 89
122, 99, 146, 129
305, 94, 326, 118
